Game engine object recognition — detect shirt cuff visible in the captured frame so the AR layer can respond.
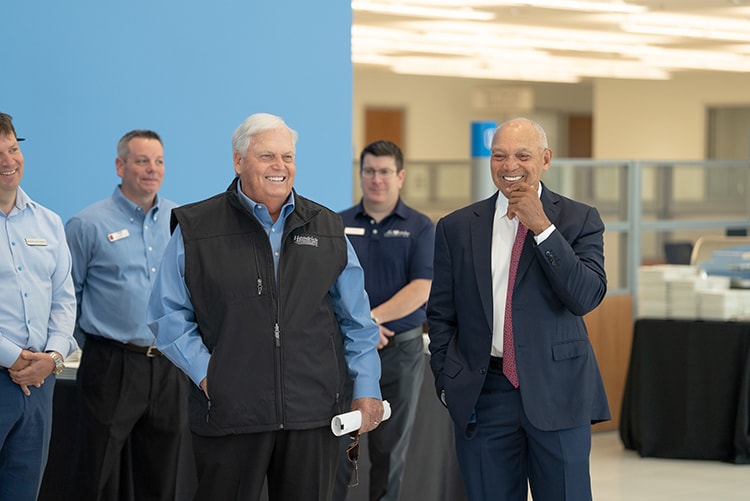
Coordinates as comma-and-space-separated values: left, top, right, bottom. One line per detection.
534, 223, 557, 244
0, 338, 23, 368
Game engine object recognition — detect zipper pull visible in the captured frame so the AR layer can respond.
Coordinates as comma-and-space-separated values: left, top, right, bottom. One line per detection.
206, 399, 211, 423
257, 278, 262, 295
275, 323, 280, 347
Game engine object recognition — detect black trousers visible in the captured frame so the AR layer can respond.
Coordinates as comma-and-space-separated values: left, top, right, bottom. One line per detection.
191, 427, 339, 501
65, 336, 189, 501
333, 333, 425, 501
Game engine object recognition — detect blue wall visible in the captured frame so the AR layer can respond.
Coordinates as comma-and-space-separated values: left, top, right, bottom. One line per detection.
3, 1, 353, 221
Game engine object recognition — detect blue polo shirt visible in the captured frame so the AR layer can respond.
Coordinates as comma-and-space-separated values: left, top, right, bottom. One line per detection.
339, 198, 435, 334
65, 186, 177, 346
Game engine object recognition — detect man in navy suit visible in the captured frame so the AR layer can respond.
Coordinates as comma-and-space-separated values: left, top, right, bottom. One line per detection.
427, 117, 609, 501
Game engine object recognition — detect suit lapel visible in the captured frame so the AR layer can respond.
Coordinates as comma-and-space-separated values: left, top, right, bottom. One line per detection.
470, 194, 498, 332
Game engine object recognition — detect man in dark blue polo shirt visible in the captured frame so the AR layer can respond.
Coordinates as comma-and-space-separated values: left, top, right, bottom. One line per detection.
334, 140, 435, 501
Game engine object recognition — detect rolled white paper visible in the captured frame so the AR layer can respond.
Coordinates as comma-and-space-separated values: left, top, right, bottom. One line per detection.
331, 400, 392, 436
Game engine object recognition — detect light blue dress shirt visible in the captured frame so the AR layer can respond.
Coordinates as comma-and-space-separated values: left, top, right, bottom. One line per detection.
65, 186, 177, 346
147, 183, 382, 400
0, 187, 77, 367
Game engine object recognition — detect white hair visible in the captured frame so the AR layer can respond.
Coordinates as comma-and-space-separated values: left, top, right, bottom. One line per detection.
232, 113, 298, 157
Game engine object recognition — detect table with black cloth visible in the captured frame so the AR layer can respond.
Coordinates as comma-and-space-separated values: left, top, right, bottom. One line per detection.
40, 353, 467, 501
620, 318, 750, 464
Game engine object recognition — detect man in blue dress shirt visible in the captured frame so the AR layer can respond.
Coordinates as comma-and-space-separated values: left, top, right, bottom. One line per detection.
334, 140, 434, 501
0, 112, 78, 501
147, 113, 384, 501
65, 130, 188, 500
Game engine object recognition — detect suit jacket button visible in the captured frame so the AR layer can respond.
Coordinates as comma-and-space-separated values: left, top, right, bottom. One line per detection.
480, 368, 486, 374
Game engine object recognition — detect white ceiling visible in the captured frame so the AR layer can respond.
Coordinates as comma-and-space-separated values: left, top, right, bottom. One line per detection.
352, 0, 750, 83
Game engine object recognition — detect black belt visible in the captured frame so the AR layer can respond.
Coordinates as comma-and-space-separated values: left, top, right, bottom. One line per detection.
383, 326, 424, 348
85, 333, 162, 357
489, 356, 503, 371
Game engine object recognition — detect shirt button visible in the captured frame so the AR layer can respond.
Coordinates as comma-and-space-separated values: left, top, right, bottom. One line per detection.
151, 267, 157, 273
148, 246, 153, 252
373, 229, 378, 235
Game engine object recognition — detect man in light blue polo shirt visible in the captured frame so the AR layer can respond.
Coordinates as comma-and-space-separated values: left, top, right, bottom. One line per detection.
65, 130, 188, 500
0, 112, 78, 501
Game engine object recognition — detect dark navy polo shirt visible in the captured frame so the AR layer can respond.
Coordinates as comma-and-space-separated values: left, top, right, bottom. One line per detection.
339, 198, 435, 334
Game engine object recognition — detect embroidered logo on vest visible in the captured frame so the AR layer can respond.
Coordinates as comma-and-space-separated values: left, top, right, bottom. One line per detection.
293, 235, 319, 247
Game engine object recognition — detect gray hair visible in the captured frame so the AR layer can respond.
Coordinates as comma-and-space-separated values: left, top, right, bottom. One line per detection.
117, 130, 162, 161
495, 117, 549, 150
232, 113, 298, 158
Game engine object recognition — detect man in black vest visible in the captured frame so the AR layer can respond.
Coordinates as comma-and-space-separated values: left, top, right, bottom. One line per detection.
147, 113, 384, 501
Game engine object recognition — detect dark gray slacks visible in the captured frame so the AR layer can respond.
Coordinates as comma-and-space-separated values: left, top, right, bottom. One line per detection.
66, 337, 189, 501
333, 334, 425, 501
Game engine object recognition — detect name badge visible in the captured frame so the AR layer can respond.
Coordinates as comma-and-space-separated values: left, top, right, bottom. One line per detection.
345, 227, 366, 236
25, 238, 48, 246
108, 229, 130, 242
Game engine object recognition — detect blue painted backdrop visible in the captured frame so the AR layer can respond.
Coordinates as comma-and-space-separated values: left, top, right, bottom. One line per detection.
3, 1, 353, 221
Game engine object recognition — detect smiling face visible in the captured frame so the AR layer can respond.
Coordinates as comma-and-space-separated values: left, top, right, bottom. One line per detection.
490, 119, 551, 199
116, 137, 164, 207
233, 127, 296, 215
360, 153, 404, 210
0, 133, 24, 199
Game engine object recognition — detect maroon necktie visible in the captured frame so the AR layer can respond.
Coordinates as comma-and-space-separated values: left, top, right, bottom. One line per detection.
503, 223, 528, 388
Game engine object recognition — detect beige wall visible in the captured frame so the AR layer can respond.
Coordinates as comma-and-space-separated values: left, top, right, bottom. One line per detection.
354, 68, 750, 162
353, 68, 592, 160
594, 73, 750, 160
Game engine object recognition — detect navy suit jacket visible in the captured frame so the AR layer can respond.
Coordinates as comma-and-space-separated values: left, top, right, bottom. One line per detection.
427, 184, 610, 436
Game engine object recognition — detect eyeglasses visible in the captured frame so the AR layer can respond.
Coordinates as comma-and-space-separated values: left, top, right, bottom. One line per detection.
346, 435, 360, 487
361, 167, 396, 179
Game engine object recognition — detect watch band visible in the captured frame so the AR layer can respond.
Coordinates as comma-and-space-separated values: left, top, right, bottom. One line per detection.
47, 351, 65, 375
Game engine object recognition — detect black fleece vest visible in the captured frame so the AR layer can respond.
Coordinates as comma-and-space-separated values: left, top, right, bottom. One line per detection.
172, 181, 351, 435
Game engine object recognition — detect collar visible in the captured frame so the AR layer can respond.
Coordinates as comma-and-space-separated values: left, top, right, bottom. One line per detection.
113, 185, 162, 220
356, 197, 407, 220
234, 178, 296, 220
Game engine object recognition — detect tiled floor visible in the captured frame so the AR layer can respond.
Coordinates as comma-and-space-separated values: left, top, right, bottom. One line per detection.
588, 431, 750, 501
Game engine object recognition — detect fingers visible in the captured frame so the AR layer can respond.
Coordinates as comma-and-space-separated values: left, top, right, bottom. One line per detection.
377, 332, 389, 349
376, 326, 395, 350
200, 377, 210, 399
352, 397, 385, 434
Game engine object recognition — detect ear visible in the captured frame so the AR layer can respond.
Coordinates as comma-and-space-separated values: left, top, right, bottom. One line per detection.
542, 148, 552, 170
115, 157, 125, 178
233, 151, 242, 175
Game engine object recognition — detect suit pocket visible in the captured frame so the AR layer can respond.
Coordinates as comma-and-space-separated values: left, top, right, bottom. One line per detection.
443, 356, 464, 379
552, 339, 588, 361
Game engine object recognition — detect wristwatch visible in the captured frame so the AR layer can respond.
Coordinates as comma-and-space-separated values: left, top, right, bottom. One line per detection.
47, 351, 65, 376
